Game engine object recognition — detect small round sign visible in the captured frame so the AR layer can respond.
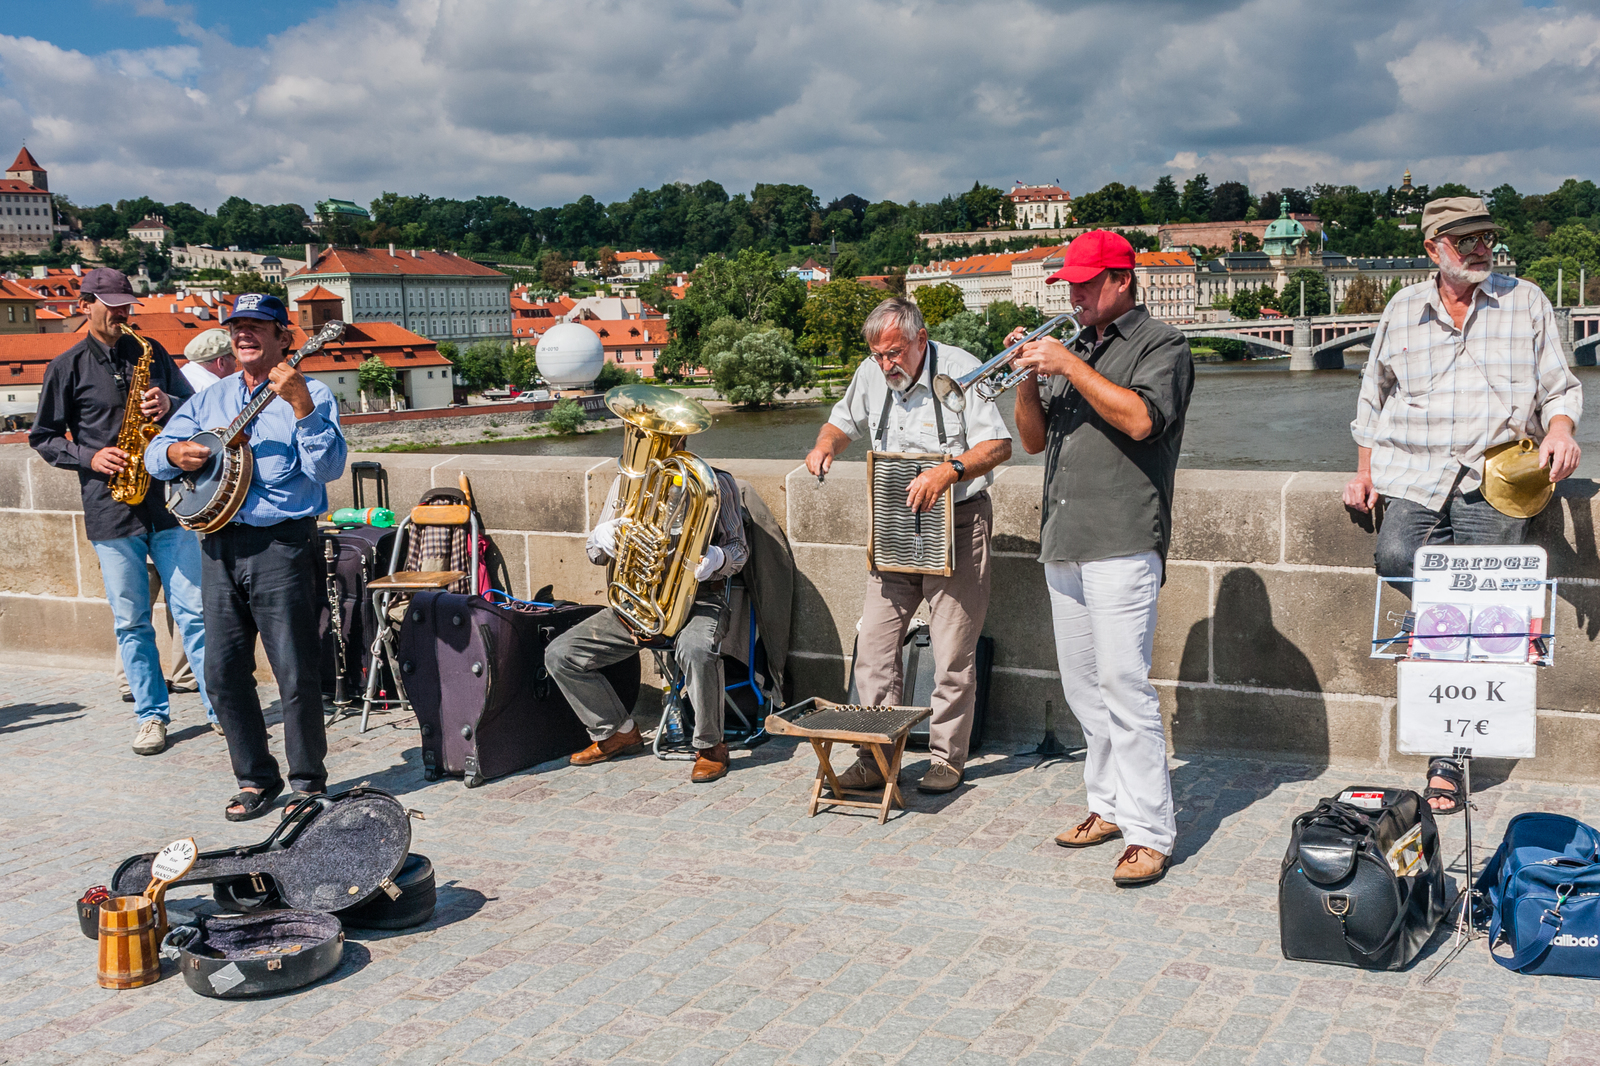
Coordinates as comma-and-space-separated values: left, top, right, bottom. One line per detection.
150, 838, 198, 883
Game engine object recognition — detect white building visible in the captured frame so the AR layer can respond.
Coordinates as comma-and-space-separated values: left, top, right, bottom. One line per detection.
614, 251, 664, 278
171, 245, 306, 279
128, 216, 175, 245
1, 147, 58, 250
1134, 252, 1198, 322
286, 244, 512, 344
1006, 184, 1072, 229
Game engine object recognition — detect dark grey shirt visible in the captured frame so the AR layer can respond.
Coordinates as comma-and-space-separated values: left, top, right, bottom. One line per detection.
30, 332, 192, 542
1037, 305, 1194, 567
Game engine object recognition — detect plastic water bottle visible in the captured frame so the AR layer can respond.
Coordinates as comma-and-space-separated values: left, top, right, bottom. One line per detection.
330, 507, 396, 528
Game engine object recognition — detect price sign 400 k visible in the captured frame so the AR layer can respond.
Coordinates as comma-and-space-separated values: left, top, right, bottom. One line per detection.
1397, 660, 1537, 759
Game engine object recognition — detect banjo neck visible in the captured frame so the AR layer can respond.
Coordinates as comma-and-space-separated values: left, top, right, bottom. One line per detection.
222, 320, 346, 447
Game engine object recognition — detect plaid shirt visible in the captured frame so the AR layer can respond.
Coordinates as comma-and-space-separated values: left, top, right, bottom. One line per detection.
1351, 272, 1583, 510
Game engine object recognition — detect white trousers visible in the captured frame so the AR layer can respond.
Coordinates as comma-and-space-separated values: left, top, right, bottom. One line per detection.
1045, 552, 1175, 855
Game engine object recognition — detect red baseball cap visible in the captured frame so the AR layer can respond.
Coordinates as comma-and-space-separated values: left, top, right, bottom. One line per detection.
1046, 230, 1136, 284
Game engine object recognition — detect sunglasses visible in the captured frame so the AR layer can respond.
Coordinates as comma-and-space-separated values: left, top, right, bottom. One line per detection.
1444, 232, 1497, 254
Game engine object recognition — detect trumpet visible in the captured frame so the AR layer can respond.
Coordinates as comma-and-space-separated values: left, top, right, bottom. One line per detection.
932, 309, 1083, 413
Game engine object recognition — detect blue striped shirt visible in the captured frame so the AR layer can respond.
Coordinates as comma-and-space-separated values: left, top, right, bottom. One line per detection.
145, 371, 347, 525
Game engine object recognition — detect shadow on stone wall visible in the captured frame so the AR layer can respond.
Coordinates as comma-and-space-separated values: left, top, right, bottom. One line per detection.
1538, 480, 1600, 640
1169, 569, 1326, 864
0, 701, 83, 734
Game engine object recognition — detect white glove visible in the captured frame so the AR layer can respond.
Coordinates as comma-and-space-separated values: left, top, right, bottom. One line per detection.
693, 544, 725, 581
587, 518, 623, 558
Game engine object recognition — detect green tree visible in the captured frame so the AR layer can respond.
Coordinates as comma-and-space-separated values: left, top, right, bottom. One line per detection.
501, 343, 539, 390
1071, 182, 1146, 226
1148, 175, 1180, 222
456, 341, 507, 391
1211, 181, 1252, 222
540, 252, 573, 290
1181, 174, 1213, 221
710, 328, 815, 406
927, 311, 991, 359
594, 361, 644, 391
1339, 273, 1385, 314
912, 282, 966, 327
982, 300, 1043, 355
833, 250, 863, 279
659, 249, 807, 378
1229, 287, 1262, 319
1284, 269, 1330, 315
545, 397, 587, 433
1383, 277, 1406, 304
357, 356, 399, 400
799, 278, 881, 364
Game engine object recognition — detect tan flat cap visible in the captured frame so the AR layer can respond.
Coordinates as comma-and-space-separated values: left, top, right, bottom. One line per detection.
183, 328, 233, 363
1422, 196, 1503, 241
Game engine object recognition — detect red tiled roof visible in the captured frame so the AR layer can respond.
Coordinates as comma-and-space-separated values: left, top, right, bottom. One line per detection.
9, 147, 43, 172
579, 319, 671, 350
295, 285, 342, 303
1007, 184, 1070, 202
293, 247, 506, 280
1010, 245, 1067, 263
1136, 252, 1195, 267
615, 251, 663, 262
0, 179, 45, 194
0, 278, 42, 301
131, 217, 173, 231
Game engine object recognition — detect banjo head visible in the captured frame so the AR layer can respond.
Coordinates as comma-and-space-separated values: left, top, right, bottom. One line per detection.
167, 430, 230, 521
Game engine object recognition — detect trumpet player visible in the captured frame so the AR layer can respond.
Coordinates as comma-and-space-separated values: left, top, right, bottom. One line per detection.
805, 297, 1011, 794
1011, 231, 1193, 886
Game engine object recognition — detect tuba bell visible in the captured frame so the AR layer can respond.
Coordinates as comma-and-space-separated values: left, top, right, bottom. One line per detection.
603, 384, 722, 640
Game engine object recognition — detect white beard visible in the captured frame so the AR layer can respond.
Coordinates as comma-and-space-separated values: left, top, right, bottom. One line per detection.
884, 366, 913, 392
1439, 259, 1491, 286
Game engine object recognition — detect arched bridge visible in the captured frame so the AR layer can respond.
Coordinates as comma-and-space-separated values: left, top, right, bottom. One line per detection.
1176, 314, 1383, 369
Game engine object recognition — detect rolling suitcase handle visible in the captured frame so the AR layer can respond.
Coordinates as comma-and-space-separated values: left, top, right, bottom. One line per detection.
351, 461, 389, 511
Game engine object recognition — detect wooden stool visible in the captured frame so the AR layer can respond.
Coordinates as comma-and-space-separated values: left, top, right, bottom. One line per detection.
764, 698, 933, 823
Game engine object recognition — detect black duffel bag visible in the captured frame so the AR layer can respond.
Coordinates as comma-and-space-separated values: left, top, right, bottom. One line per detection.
1279, 787, 1448, 970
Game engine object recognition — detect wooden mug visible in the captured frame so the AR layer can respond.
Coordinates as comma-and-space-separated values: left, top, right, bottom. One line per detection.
97, 895, 161, 989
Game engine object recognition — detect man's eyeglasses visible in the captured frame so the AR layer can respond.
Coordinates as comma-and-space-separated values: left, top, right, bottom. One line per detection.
869, 344, 911, 363
1445, 232, 1497, 255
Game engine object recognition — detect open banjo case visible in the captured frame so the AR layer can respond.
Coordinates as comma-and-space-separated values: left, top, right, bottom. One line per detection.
110, 787, 412, 916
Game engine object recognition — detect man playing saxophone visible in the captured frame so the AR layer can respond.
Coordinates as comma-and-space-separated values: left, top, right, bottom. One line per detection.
546, 407, 749, 784
30, 268, 216, 756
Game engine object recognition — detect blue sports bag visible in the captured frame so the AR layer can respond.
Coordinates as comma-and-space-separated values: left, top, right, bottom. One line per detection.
1477, 812, 1600, 977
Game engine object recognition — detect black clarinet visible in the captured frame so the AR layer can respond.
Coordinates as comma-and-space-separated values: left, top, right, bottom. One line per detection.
324, 538, 349, 708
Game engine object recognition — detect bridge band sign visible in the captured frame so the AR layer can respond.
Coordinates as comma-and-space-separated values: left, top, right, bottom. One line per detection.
1394, 546, 1548, 760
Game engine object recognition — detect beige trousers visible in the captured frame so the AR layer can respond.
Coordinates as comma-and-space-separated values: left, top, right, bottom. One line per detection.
852, 494, 991, 772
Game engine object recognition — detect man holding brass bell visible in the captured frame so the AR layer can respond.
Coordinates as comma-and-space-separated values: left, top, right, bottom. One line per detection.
1344, 195, 1583, 815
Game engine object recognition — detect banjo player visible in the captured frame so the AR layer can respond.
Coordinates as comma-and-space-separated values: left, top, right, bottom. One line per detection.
146, 294, 348, 821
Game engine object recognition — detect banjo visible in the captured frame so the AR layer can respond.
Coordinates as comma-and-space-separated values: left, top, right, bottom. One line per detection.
167, 320, 346, 532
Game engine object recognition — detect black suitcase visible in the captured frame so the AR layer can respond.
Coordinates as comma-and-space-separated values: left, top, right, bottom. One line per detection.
319, 523, 397, 701
846, 620, 993, 753
1279, 787, 1448, 970
398, 590, 641, 787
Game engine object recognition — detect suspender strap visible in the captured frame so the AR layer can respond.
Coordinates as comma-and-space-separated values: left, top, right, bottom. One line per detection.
875, 342, 948, 449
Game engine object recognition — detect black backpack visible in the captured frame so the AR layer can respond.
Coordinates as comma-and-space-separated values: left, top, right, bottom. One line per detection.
1279, 787, 1448, 970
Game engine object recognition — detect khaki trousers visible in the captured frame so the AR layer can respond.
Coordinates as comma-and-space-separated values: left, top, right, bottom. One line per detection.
852, 494, 991, 772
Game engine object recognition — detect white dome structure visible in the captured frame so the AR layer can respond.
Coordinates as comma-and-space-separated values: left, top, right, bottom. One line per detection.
535, 323, 606, 389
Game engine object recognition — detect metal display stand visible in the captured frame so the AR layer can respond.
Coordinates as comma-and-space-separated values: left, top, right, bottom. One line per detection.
1372, 545, 1555, 980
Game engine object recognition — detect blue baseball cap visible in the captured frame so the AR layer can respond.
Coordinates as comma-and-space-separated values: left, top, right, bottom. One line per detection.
224, 293, 289, 326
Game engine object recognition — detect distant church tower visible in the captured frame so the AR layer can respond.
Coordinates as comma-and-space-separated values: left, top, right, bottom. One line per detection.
6, 146, 46, 191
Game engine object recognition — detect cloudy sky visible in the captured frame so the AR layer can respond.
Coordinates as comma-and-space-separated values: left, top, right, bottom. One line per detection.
4, 0, 1600, 213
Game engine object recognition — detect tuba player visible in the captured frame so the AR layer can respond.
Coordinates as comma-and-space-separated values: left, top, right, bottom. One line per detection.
546, 456, 749, 783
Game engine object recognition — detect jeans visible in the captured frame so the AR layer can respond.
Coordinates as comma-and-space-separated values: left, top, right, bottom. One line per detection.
202, 517, 328, 793
92, 527, 212, 724
1375, 490, 1531, 598
1045, 551, 1174, 855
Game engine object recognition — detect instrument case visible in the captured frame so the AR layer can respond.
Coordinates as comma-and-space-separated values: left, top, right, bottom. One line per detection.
1278, 787, 1448, 970
213, 853, 436, 931
109, 787, 411, 913
397, 590, 639, 786
167, 910, 343, 998
319, 524, 397, 699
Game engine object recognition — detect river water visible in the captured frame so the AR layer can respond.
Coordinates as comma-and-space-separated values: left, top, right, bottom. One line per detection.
420, 362, 1600, 479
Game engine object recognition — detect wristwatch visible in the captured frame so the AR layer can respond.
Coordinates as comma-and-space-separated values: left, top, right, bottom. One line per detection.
947, 459, 966, 482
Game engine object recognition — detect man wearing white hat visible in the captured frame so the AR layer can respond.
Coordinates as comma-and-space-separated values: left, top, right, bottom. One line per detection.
180, 328, 237, 394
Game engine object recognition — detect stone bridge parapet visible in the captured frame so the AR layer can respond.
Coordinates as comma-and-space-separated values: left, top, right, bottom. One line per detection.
2, 444, 1597, 781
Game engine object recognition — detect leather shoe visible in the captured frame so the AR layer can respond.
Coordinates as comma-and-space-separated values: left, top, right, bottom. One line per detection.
833, 755, 886, 791
917, 759, 962, 794
1112, 845, 1169, 886
691, 742, 729, 783
570, 726, 644, 765
1055, 812, 1122, 848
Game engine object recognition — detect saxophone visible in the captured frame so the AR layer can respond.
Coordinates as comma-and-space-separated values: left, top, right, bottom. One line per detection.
108, 325, 160, 505
603, 384, 721, 640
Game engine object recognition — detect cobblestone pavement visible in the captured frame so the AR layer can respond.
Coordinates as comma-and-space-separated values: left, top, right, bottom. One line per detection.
2, 664, 1598, 1066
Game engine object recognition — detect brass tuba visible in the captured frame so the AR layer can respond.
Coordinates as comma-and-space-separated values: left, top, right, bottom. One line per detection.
604, 384, 722, 640
109, 325, 160, 505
